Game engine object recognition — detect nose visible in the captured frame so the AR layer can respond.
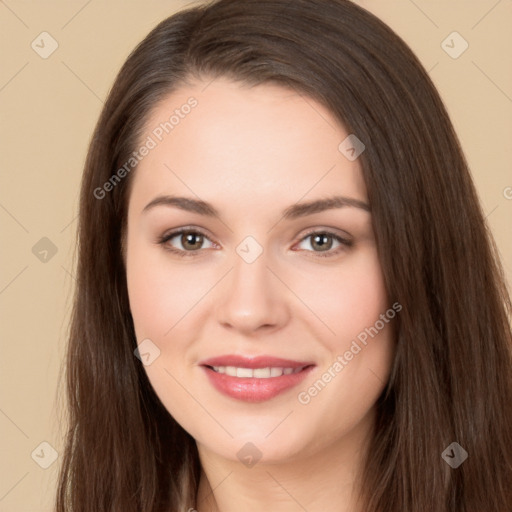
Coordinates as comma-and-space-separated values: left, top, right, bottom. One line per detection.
215, 248, 291, 335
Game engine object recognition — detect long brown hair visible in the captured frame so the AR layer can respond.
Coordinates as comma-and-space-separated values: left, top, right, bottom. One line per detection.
55, 0, 512, 510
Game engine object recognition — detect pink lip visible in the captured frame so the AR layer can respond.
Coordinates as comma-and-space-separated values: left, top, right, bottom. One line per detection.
199, 354, 316, 402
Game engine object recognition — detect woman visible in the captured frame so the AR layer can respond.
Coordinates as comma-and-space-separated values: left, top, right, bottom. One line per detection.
55, 0, 512, 511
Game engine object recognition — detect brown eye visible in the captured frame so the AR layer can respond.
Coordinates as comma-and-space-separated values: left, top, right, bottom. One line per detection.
159, 229, 215, 255
310, 233, 334, 251
180, 232, 204, 251
295, 230, 353, 258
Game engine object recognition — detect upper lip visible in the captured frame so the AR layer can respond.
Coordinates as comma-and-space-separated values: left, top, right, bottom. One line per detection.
199, 355, 315, 369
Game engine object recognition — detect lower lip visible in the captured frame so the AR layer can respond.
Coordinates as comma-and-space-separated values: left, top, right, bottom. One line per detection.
201, 366, 315, 402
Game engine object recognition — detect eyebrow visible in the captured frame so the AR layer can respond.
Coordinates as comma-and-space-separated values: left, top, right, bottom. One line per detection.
142, 194, 370, 219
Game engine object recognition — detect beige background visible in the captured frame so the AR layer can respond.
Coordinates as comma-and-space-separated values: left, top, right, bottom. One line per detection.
0, 1, 511, 510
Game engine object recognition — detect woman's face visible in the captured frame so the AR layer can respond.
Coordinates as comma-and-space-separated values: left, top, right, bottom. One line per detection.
125, 77, 396, 465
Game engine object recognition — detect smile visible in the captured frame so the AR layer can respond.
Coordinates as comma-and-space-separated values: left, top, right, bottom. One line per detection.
209, 365, 306, 378
199, 355, 315, 402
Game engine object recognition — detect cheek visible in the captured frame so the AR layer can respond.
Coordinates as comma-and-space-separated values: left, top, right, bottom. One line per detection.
292, 248, 389, 345
126, 244, 208, 341
291, 247, 394, 411
317, 255, 395, 418
126, 247, 207, 424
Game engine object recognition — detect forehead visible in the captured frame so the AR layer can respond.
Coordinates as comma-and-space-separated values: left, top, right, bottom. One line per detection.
128, 77, 367, 216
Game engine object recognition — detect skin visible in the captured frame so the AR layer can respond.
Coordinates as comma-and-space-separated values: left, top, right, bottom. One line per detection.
124, 77, 397, 512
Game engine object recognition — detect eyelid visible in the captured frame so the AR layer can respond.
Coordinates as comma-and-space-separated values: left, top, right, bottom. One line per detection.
296, 226, 352, 243
159, 225, 213, 241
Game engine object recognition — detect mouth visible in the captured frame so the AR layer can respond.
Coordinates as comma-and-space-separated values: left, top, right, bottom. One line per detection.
199, 355, 316, 402
206, 365, 309, 378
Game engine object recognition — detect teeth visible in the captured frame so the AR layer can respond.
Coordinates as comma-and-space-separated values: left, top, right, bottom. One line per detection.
254, 367, 271, 378
226, 366, 237, 376
236, 367, 253, 378
270, 367, 282, 377
211, 366, 304, 378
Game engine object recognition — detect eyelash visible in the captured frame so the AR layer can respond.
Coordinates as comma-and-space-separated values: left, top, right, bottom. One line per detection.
157, 227, 353, 259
